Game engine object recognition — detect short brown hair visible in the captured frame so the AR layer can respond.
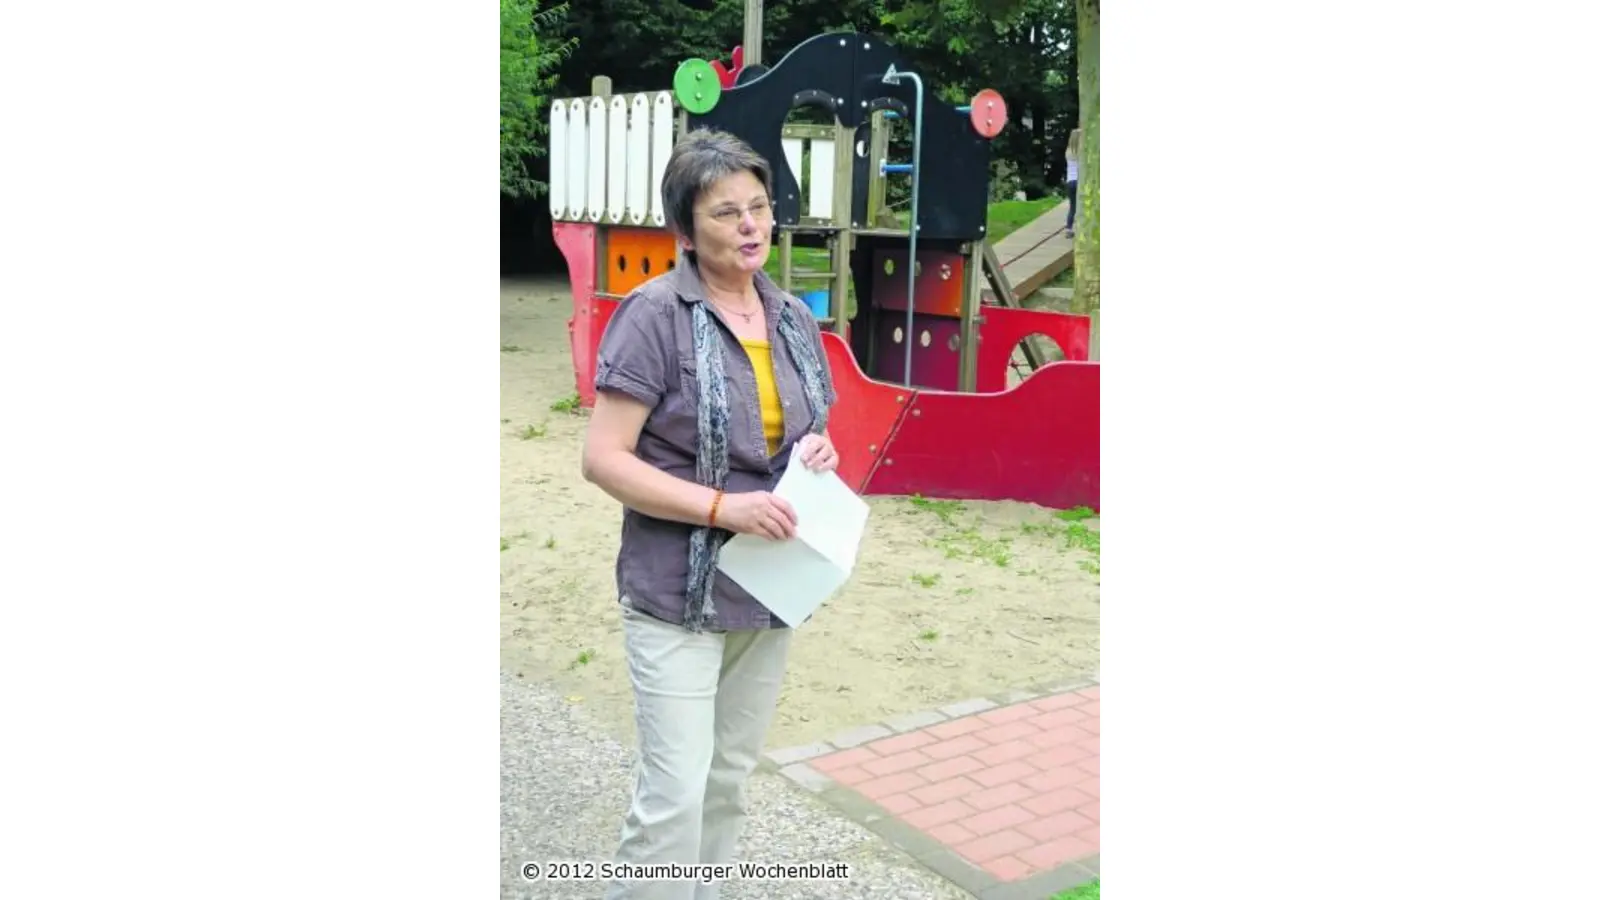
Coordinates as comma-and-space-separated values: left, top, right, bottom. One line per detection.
660, 129, 774, 251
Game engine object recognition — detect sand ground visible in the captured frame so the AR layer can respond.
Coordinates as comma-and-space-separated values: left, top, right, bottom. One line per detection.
500, 276, 1099, 750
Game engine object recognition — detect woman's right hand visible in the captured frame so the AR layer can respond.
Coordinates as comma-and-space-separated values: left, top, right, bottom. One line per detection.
716, 491, 798, 540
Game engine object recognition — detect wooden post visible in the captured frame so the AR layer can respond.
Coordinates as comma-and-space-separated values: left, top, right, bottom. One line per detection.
828, 119, 855, 334
591, 77, 613, 294
958, 240, 983, 392
779, 231, 794, 293
743, 0, 763, 67
867, 111, 890, 227
832, 121, 854, 231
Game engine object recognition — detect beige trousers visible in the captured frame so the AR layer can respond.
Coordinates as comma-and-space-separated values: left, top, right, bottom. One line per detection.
604, 598, 793, 900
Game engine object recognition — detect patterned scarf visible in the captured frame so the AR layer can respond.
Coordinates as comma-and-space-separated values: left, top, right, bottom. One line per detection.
683, 295, 832, 633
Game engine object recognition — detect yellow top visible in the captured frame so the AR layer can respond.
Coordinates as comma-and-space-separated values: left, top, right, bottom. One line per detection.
740, 338, 785, 456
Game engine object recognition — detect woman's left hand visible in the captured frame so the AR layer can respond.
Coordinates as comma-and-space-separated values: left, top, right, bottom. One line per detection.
797, 433, 839, 473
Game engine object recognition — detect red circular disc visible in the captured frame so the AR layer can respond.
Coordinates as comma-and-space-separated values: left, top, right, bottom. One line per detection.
969, 88, 1007, 138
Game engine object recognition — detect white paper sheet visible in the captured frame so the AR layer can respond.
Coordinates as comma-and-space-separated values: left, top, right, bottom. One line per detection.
715, 452, 870, 627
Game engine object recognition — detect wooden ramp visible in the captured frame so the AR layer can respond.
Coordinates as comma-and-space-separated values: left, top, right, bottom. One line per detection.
988, 200, 1075, 303
979, 200, 1076, 384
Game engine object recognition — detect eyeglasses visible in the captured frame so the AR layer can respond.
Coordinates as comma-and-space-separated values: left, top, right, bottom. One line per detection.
700, 199, 773, 225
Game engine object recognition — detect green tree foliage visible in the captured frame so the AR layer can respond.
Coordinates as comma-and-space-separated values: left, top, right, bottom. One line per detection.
502, 0, 578, 198
875, 0, 1076, 199
534, 0, 1085, 217
548, 0, 851, 93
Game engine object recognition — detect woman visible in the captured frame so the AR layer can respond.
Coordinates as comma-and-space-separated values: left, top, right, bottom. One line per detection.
581, 128, 840, 900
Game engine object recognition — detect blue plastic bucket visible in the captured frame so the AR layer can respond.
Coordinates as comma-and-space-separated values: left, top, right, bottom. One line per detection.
800, 290, 829, 318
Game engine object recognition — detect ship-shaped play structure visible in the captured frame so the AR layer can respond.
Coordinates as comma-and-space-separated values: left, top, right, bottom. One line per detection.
549, 32, 1098, 511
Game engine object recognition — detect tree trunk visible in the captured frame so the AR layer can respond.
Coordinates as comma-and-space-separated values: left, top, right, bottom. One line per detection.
1072, 0, 1099, 314
743, 0, 763, 67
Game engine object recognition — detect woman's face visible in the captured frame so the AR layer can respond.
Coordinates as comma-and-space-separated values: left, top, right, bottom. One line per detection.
684, 170, 773, 278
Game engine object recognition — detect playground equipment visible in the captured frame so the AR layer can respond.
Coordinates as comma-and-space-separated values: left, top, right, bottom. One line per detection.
550, 32, 1098, 511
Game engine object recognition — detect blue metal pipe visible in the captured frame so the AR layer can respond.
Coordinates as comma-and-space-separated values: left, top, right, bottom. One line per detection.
881, 64, 925, 387
882, 105, 967, 119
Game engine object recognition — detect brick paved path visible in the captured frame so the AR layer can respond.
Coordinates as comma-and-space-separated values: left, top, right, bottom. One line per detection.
764, 682, 1099, 899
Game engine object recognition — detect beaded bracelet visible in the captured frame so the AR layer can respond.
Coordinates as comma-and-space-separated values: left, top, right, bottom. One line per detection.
709, 489, 725, 528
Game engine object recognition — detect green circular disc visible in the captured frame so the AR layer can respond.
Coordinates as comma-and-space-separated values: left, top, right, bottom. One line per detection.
673, 58, 722, 114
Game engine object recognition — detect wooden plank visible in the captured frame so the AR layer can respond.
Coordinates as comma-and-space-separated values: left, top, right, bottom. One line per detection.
1009, 240, 1075, 299
981, 241, 1021, 309
989, 200, 1074, 302
780, 124, 834, 140
980, 241, 1043, 373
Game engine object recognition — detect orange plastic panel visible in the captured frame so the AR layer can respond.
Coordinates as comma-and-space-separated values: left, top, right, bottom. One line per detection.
606, 228, 679, 295
871, 249, 966, 319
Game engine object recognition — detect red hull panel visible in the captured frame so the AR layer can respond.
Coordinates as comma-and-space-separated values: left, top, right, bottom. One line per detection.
553, 222, 600, 406
869, 361, 1100, 510
976, 306, 1093, 393
820, 333, 913, 492
820, 332, 1099, 511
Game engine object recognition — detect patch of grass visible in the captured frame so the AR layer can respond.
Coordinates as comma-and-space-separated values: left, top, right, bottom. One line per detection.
569, 648, 596, 669
955, 587, 975, 596
936, 528, 1013, 567
1019, 514, 1100, 555
927, 527, 1013, 567
544, 536, 557, 549
1041, 267, 1075, 293
551, 393, 581, 413
917, 629, 939, 641
906, 493, 1019, 568
518, 423, 547, 440
889, 197, 1062, 245
1061, 523, 1100, 556
983, 196, 1065, 243
911, 572, 941, 588
1050, 880, 1098, 900
501, 343, 525, 353
762, 244, 858, 320
501, 418, 511, 424
909, 493, 966, 525
500, 537, 509, 552
1014, 513, 1100, 581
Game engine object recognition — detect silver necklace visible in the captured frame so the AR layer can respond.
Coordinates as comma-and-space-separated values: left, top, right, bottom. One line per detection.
712, 295, 759, 323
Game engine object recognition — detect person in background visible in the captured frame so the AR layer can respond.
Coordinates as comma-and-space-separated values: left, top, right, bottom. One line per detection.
1065, 127, 1082, 238
581, 128, 840, 900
